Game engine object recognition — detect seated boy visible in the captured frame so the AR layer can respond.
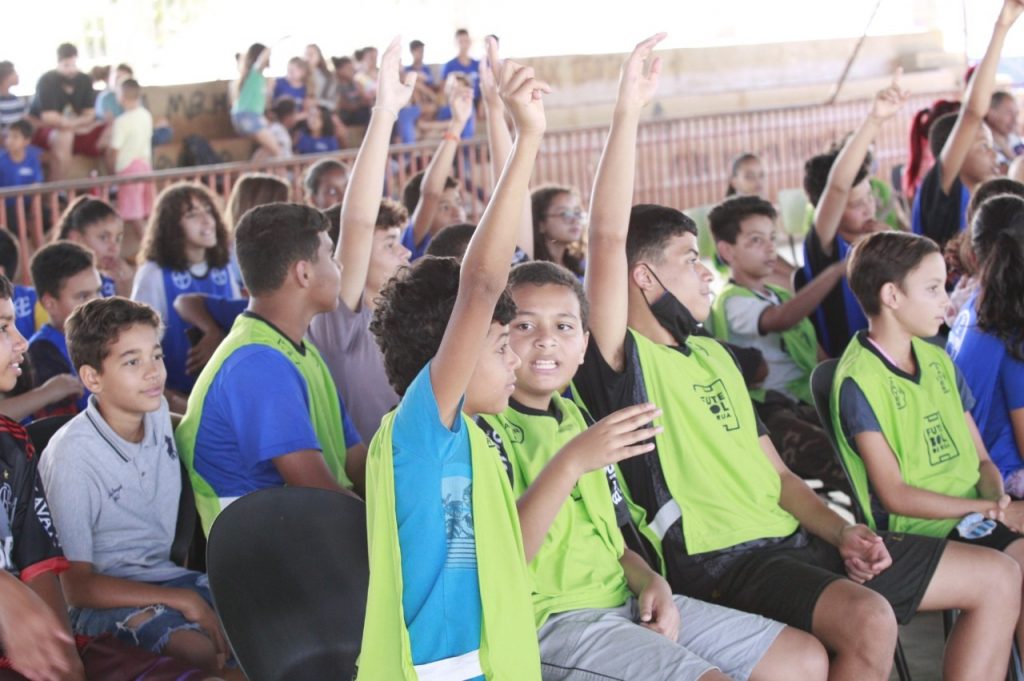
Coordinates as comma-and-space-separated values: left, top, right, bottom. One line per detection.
833, 229, 1024, 650
800, 74, 908, 357
481, 260, 828, 681
576, 35, 1020, 680
708, 195, 849, 494
39, 296, 238, 678
911, 0, 1022, 246
0, 119, 43, 228
175, 201, 363, 534
0, 277, 213, 681
358, 51, 552, 679
28, 241, 102, 417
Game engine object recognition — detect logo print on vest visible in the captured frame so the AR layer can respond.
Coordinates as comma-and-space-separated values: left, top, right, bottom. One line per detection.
171, 272, 193, 290
693, 380, 739, 431
13, 296, 31, 319
930, 362, 952, 394
923, 413, 960, 466
211, 269, 228, 287
889, 378, 907, 410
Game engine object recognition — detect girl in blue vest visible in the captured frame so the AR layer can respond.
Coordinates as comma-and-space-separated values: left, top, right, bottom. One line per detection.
131, 183, 239, 413
56, 196, 134, 298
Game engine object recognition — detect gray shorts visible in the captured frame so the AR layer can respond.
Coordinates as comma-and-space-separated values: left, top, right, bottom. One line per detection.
538, 595, 784, 681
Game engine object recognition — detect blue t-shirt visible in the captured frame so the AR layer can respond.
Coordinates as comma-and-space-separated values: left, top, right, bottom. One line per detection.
28, 324, 90, 413
397, 105, 420, 145
401, 222, 433, 262
947, 294, 1024, 477
193, 344, 361, 498
0, 147, 43, 207
202, 296, 248, 332
12, 285, 39, 340
391, 362, 482, 675
100, 274, 116, 298
271, 80, 306, 107
294, 134, 339, 155
441, 58, 481, 100
405, 64, 436, 86
435, 106, 475, 139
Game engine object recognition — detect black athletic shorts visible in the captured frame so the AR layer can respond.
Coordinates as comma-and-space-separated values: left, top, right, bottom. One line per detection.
709, 531, 946, 632
947, 519, 1024, 552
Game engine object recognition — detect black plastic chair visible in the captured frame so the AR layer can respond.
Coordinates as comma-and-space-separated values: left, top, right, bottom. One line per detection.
26, 414, 74, 454
206, 487, 368, 681
170, 459, 201, 569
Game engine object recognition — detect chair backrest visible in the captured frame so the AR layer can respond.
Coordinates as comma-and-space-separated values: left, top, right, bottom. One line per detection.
206, 487, 368, 681
809, 359, 866, 524
26, 414, 75, 454
170, 459, 199, 569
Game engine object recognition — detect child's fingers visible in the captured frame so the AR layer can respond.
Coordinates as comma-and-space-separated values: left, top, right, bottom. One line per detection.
633, 32, 668, 57
648, 55, 663, 80
382, 36, 402, 65
604, 402, 660, 424
505, 65, 537, 97
613, 441, 657, 462
486, 35, 502, 78
891, 66, 903, 90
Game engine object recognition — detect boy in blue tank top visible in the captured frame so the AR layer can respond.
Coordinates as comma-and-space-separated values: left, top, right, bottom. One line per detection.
27, 242, 101, 418
573, 32, 1021, 681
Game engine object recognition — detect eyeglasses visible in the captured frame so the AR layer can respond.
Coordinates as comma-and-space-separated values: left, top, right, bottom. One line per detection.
545, 209, 587, 223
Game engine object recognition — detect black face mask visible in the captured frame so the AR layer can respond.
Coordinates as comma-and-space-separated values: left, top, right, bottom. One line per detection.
641, 265, 699, 351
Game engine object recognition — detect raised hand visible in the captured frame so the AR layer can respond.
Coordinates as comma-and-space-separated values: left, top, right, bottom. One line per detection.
375, 36, 417, 117
480, 36, 502, 106
838, 524, 892, 583
498, 60, 552, 138
560, 403, 662, 476
869, 68, 910, 122
616, 33, 666, 113
999, 0, 1024, 27
450, 83, 475, 126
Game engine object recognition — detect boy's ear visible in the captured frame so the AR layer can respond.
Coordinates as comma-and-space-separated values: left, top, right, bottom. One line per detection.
578, 330, 591, 366
716, 241, 733, 266
293, 259, 313, 290
879, 281, 900, 310
630, 263, 657, 293
39, 292, 59, 317
79, 363, 102, 394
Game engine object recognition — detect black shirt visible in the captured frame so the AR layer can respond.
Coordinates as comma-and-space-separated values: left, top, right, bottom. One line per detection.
914, 163, 966, 249
30, 70, 95, 117
802, 228, 851, 357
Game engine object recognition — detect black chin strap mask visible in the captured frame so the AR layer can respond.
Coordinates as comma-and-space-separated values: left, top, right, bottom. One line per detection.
640, 264, 699, 352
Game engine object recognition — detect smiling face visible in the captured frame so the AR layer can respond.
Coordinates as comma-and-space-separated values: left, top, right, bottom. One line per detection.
464, 322, 521, 416
634, 232, 714, 323
508, 283, 589, 411
886, 252, 950, 338
181, 196, 218, 253
82, 323, 166, 416
0, 297, 28, 392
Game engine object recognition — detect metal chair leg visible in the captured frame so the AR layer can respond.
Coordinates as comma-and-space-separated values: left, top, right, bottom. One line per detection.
894, 636, 913, 681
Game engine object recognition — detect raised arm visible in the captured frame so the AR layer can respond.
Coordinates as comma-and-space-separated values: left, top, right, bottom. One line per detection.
938, 0, 1024, 194
408, 83, 474, 248
430, 63, 549, 427
813, 71, 908, 255
758, 261, 846, 334
585, 34, 665, 372
481, 38, 533, 258
337, 37, 416, 311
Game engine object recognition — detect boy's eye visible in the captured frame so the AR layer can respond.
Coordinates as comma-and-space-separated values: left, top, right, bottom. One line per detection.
515, 322, 532, 331
558, 323, 573, 332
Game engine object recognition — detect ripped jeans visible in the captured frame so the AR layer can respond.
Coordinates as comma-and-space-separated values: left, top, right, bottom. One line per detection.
69, 571, 213, 653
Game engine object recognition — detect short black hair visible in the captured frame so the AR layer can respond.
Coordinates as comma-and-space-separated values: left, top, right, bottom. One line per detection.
66, 297, 162, 372
928, 111, 959, 160
57, 196, 118, 240
6, 119, 31, 139
625, 204, 697, 267
235, 203, 328, 296
30, 241, 95, 300
0, 230, 19, 279
410, 40, 425, 51
455, 28, 469, 38
331, 56, 353, 70
847, 231, 940, 317
0, 275, 13, 302
508, 260, 589, 329
425, 223, 476, 259
370, 256, 516, 396
967, 178, 1024, 226
803, 149, 871, 207
303, 158, 348, 200
120, 79, 141, 99
272, 96, 298, 121
57, 43, 78, 61
401, 171, 459, 213
322, 204, 341, 248
708, 195, 777, 245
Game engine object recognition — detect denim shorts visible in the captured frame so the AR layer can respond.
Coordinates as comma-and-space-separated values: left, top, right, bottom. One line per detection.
70, 571, 214, 653
231, 111, 267, 135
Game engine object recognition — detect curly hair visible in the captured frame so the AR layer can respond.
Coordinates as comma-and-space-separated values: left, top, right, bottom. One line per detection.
370, 256, 517, 396
140, 183, 231, 271
531, 185, 584, 277
376, 197, 409, 230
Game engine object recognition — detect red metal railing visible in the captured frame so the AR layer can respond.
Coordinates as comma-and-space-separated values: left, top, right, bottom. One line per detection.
0, 91, 947, 282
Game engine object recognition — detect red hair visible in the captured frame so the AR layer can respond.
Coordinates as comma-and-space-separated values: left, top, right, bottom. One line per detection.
904, 99, 961, 199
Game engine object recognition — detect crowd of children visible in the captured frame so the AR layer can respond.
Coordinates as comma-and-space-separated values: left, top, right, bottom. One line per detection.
2, 3, 1024, 680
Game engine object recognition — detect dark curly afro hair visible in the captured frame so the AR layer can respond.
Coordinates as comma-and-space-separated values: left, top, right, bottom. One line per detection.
370, 256, 517, 396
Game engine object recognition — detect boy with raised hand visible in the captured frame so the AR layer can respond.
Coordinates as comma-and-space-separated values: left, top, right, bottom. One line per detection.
709, 195, 849, 495
359, 58, 550, 681
307, 38, 415, 444
176, 202, 363, 535
482, 260, 828, 681
912, 0, 1023, 246
801, 72, 908, 357
576, 34, 1021, 681
39, 297, 237, 679
28, 242, 101, 417
833, 229, 1024, 652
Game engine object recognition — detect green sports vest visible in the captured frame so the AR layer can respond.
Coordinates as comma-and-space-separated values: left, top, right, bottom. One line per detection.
481, 395, 631, 628
358, 409, 541, 680
176, 313, 352, 535
629, 330, 799, 554
709, 282, 818, 404
831, 334, 980, 537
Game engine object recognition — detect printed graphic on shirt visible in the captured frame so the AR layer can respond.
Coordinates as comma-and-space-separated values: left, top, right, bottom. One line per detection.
889, 377, 908, 410
477, 420, 514, 485
171, 272, 193, 290
13, 296, 32, 320
930, 362, 952, 395
212, 269, 228, 287
924, 412, 960, 466
693, 380, 739, 432
0, 481, 12, 570
442, 476, 476, 569
164, 436, 177, 460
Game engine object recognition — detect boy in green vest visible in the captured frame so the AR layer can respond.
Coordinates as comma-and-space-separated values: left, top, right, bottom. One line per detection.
576, 33, 1021, 681
480, 259, 828, 681
834, 229, 1024, 652
708, 194, 849, 495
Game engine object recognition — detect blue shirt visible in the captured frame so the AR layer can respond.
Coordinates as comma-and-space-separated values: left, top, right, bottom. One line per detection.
397, 105, 420, 145
441, 58, 481, 100
436, 106, 475, 139
405, 64, 436, 86
271, 80, 306, 107
28, 324, 90, 413
202, 296, 248, 332
12, 285, 39, 340
391, 363, 482, 675
294, 134, 339, 155
193, 344, 361, 499
100, 274, 116, 298
401, 222, 433, 262
947, 294, 1024, 477
0, 147, 43, 208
